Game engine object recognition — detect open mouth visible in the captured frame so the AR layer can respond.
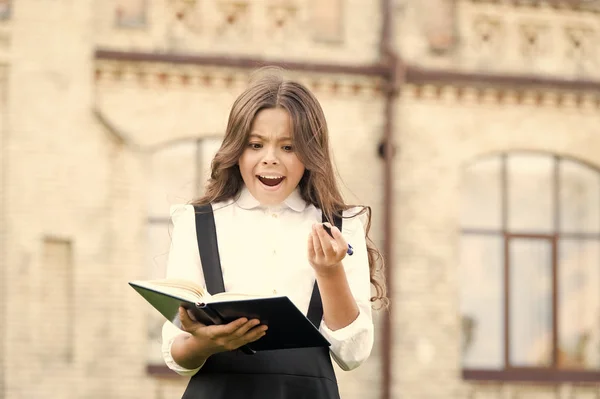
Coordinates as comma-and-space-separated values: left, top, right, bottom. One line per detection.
257, 175, 285, 187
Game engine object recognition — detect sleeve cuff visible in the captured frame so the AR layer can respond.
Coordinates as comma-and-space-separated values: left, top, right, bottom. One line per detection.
319, 309, 374, 371
161, 322, 203, 376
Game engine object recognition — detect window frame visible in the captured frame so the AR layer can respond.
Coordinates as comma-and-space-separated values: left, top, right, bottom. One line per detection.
461, 152, 600, 383
144, 136, 223, 376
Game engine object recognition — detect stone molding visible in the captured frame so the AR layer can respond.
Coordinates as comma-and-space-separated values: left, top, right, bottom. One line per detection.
403, 84, 600, 109
94, 59, 386, 98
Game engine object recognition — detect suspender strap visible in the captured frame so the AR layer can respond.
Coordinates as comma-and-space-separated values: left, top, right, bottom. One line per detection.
306, 212, 343, 328
193, 204, 226, 294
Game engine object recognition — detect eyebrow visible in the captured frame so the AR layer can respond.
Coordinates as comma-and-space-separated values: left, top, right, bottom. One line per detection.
249, 133, 292, 141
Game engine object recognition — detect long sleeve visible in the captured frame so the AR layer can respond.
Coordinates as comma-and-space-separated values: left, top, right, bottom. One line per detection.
319, 208, 375, 371
160, 204, 205, 376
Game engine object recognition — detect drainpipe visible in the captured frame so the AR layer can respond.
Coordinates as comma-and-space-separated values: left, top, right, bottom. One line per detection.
379, 0, 401, 398
0, 66, 7, 399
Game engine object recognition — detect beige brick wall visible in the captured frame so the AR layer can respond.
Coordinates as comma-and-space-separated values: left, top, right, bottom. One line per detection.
94, 0, 381, 66
4, 1, 150, 397
3, 0, 600, 398
393, 87, 600, 398
397, 0, 600, 80
3, 3, 389, 392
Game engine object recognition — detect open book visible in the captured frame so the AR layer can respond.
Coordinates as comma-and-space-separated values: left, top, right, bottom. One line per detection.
129, 279, 330, 353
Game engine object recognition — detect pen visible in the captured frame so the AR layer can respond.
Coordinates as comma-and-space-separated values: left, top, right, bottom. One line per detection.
322, 224, 354, 256
346, 244, 354, 256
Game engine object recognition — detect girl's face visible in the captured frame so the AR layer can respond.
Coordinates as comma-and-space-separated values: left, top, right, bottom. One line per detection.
238, 108, 306, 206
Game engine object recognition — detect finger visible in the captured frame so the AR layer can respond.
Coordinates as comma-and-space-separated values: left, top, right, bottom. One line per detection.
315, 224, 336, 257
178, 306, 200, 332
207, 317, 249, 338
312, 225, 324, 256
326, 223, 345, 242
229, 319, 261, 338
307, 231, 316, 259
327, 224, 348, 255
244, 325, 268, 343
232, 324, 268, 348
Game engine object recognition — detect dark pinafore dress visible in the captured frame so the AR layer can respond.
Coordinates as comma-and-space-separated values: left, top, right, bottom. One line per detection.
180, 204, 343, 399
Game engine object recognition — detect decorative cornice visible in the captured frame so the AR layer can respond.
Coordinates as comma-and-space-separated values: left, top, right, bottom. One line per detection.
95, 50, 600, 105
404, 67, 600, 93
403, 84, 600, 109
94, 55, 386, 98
467, 0, 600, 13
94, 49, 388, 78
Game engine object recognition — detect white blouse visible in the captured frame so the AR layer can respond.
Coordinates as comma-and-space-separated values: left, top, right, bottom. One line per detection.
161, 187, 374, 375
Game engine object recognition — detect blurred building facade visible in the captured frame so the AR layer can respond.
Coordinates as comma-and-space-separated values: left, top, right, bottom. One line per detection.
1, 0, 600, 398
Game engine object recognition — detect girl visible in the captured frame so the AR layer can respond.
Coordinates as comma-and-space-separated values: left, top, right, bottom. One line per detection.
161, 70, 386, 399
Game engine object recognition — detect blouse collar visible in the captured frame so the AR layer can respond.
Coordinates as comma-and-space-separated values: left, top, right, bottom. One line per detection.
235, 186, 307, 212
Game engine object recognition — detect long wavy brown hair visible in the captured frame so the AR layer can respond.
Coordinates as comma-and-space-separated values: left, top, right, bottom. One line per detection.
192, 69, 386, 306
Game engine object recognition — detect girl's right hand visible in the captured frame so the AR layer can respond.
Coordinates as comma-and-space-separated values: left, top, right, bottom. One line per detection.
177, 306, 268, 356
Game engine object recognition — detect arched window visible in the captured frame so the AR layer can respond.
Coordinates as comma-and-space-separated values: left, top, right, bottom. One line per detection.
145, 137, 222, 369
460, 153, 600, 382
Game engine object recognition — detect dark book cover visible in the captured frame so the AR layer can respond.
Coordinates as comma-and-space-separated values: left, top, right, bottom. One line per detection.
129, 282, 330, 353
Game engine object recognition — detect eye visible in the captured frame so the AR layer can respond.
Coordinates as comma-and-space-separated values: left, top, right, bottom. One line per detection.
282, 145, 293, 152
248, 142, 262, 150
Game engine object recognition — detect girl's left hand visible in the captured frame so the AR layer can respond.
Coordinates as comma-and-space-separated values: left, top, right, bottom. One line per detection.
307, 222, 347, 274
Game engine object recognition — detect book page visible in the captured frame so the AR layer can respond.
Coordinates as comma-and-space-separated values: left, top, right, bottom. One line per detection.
133, 279, 207, 302
132, 279, 282, 304
208, 292, 280, 303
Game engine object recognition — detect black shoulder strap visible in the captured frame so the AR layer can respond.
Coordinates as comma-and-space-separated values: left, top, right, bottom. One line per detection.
193, 204, 226, 294
306, 211, 343, 327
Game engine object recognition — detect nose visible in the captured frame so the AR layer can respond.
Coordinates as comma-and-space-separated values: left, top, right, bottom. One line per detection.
261, 146, 280, 165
